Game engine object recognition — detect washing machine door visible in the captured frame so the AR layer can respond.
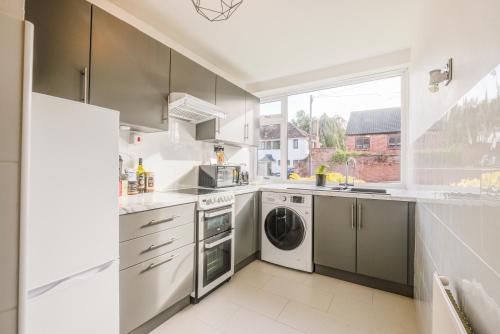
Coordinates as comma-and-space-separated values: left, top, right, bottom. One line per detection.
264, 207, 305, 251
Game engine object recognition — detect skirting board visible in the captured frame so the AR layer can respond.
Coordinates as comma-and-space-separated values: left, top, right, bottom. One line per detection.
315, 264, 414, 297
129, 296, 190, 334
235, 251, 260, 273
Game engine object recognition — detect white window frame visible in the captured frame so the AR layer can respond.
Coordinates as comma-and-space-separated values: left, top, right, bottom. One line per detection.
260, 67, 409, 188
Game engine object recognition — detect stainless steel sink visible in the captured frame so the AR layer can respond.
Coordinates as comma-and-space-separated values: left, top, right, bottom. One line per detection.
346, 187, 388, 194
286, 185, 389, 195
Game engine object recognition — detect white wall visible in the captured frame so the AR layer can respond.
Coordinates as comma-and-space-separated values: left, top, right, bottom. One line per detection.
0, 4, 23, 333
0, 0, 23, 19
409, 0, 500, 333
119, 119, 253, 190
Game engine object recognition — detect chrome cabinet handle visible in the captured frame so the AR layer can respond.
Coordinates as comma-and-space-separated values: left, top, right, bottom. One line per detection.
141, 215, 179, 228
204, 208, 232, 218
358, 204, 362, 230
351, 204, 355, 229
140, 255, 177, 273
205, 234, 232, 249
81, 67, 88, 103
143, 237, 179, 253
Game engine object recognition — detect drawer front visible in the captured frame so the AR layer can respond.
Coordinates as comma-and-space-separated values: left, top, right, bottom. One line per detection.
119, 243, 194, 334
119, 223, 194, 270
119, 203, 195, 242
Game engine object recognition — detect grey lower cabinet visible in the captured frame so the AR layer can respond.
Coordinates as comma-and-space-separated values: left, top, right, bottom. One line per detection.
25, 0, 92, 102
119, 203, 195, 333
356, 199, 408, 284
170, 50, 216, 104
314, 196, 410, 285
314, 196, 356, 272
90, 7, 170, 132
234, 192, 259, 267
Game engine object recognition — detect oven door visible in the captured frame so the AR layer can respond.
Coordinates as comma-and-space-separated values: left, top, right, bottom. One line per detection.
199, 205, 234, 240
197, 230, 234, 297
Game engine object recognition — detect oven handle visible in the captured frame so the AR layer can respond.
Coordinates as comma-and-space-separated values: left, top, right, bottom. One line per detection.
204, 208, 233, 218
205, 234, 232, 249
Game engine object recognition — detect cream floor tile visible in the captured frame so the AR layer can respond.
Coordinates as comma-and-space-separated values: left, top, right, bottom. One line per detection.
216, 278, 289, 318
151, 261, 418, 334
247, 260, 310, 283
233, 265, 274, 288
184, 293, 240, 328
222, 307, 304, 334
262, 276, 334, 311
278, 301, 364, 334
151, 308, 222, 334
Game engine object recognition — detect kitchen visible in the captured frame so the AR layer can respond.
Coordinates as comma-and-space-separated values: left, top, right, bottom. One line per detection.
1, 0, 500, 334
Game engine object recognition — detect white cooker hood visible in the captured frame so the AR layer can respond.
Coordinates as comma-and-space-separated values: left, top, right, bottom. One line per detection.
168, 92, 226, 124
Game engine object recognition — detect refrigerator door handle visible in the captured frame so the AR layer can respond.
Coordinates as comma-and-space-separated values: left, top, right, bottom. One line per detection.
27, 261, 115, 300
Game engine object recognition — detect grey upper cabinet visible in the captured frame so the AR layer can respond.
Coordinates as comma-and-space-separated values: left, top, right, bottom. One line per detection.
245, 93, 260, 146
26, 0, 91, 102
356, 199, 408, 284
90, 7, 170, 131
314, 196, 357, 272
217, 77, 247, 143
197, 76, 247, 144
235, 192, 258, 266
170, 50, 216, 104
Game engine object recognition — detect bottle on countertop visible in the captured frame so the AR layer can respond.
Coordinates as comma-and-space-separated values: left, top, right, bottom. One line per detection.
136, 158, 146, 193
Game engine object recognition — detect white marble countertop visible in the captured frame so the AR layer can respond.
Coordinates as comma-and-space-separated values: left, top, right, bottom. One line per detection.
119, 192, 198, 215
119, 183, 422, 215
259, 183, 418, 202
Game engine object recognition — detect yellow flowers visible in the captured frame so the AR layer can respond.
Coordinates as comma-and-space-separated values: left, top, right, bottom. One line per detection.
288, 172, 364, 184
450, 171, 500, 190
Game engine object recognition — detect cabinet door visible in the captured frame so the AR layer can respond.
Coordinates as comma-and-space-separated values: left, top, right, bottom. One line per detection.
245, 94, 260, 146
356, 199, 408, 284
216, 76, 246, 143
25, 0, 91, 102
234, 193, 256, 265
314, 196, 357, 272
170, 50, 216, 104
120, 244, 194, 334
90, 7, 170, 131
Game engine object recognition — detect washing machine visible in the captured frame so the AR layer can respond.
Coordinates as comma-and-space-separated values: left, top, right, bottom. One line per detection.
261, 192, 313, 272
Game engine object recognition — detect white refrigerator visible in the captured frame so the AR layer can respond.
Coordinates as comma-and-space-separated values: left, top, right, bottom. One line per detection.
19, 23, 120, 334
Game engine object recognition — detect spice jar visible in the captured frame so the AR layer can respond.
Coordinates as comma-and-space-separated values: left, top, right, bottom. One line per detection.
145, 172, 155, 193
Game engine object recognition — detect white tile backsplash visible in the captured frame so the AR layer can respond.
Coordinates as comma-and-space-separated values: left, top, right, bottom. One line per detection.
409, 0, 500, 332
119, 118, 254, 190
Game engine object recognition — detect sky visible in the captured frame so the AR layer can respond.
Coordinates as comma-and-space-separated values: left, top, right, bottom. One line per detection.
261, 76, 402, 124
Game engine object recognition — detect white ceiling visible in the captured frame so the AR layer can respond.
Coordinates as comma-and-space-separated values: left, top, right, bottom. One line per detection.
110, 0, 415, 86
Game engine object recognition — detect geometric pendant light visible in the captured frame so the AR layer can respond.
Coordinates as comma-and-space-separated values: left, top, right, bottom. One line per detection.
191, 0, 243, 22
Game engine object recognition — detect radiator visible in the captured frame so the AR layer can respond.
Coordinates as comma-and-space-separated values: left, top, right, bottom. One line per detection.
432, 273, 474, 334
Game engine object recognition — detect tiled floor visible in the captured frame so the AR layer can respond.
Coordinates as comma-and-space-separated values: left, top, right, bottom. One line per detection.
152, 260, 419, 334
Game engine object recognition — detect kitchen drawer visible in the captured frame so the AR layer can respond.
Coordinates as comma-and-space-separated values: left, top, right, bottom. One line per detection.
119, 203, 195, 242
120, 243, 194, 334
119, 223, 194, 270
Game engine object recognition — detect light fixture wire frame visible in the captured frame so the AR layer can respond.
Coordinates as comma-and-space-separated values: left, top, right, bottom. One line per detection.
191, 0, 243, 22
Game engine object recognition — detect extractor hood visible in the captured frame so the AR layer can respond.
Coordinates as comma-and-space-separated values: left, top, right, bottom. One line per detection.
168, 92, 226, 124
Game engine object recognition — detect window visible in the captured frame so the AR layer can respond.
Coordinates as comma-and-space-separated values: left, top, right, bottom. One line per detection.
355, 137, 370, 150
257, 101, 282, 177
284, 75, 402, 184
388, 134, 401, 149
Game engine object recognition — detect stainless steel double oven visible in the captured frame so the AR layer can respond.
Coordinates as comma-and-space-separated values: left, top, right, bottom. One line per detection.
193, 195, 235, 301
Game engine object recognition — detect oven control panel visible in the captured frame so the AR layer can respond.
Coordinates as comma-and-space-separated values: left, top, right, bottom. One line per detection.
198, 193, 235, 210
